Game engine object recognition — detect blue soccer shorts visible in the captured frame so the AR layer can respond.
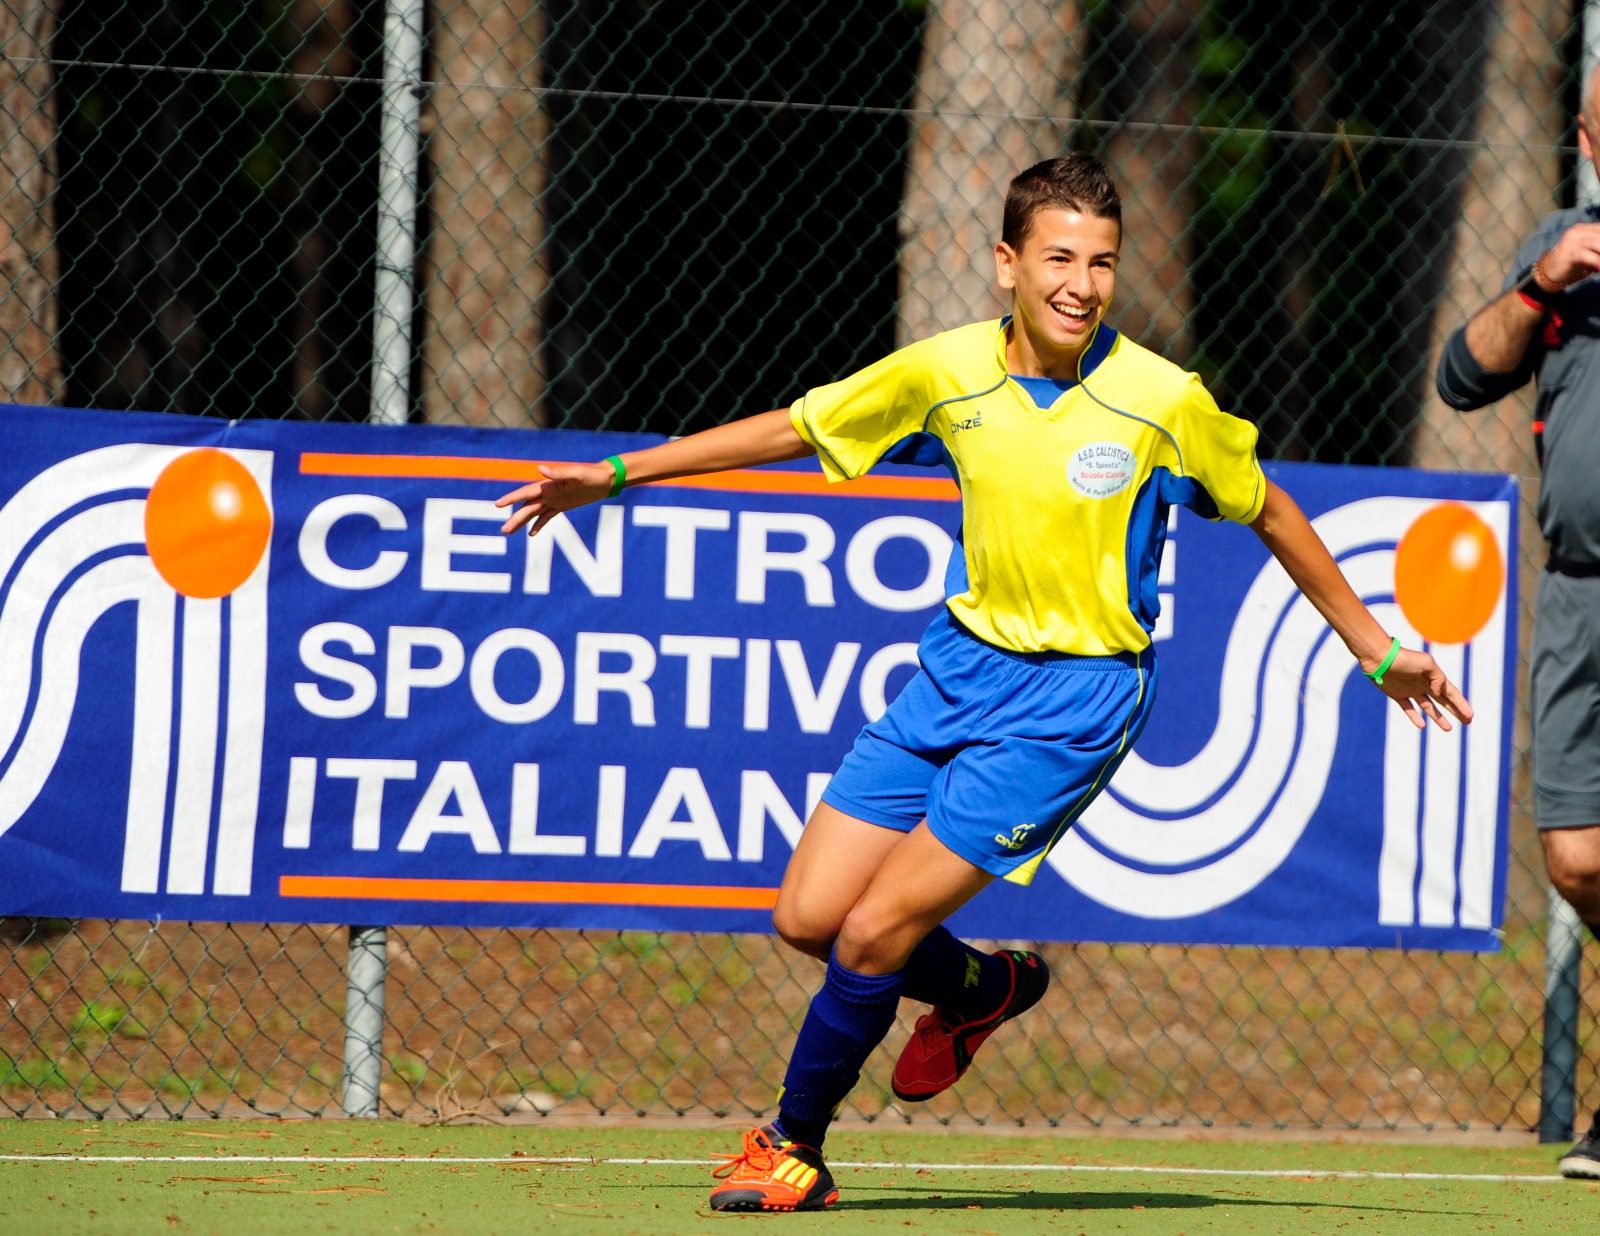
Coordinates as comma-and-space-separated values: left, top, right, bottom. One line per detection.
822, 609, 1157, 886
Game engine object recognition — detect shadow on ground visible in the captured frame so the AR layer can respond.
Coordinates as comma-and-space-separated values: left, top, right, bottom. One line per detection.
839, 1187, 1473, 1217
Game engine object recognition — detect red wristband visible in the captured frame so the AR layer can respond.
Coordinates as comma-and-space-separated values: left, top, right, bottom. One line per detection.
1516, 289, 1549, 312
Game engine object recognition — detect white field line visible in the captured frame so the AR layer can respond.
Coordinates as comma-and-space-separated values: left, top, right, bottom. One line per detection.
0, 1154, 1567, 1183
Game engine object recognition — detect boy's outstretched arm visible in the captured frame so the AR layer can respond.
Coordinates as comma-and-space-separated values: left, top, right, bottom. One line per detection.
1248, 480, 1474, 732
496, 408, 814, 537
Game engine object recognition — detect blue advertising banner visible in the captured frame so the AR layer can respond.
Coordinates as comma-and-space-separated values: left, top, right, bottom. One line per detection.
0, 404, 1515, 949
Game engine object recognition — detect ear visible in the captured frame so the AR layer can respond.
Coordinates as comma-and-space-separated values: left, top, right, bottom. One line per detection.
994, 241, 1018, 291
1582, 114, 1596, 164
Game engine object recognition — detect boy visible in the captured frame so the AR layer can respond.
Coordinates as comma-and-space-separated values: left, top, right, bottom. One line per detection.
498, 154, 1472, 1212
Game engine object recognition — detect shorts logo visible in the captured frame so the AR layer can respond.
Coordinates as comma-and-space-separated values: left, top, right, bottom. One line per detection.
994, 822, 1037, 851
1067, 442, 1136, 499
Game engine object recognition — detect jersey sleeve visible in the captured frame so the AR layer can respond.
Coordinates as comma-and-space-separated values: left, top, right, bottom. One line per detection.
788, 341, 936, 482
1177, 375, 1267, 524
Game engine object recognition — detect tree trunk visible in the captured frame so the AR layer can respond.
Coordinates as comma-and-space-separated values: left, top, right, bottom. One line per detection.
1099, 0, 1200, 360
0, 0, 61, 405
1387, 0, 1493, 463
420, 0, 548, 427
285, 0, 361, 421
1410, 0, 1564, 894
1412, 0, 1563, 475
897, 0, 1085, 346
1252, 7, 1339, 458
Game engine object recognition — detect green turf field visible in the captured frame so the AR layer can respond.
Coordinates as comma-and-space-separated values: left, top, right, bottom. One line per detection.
0, 1119, 1591, 1235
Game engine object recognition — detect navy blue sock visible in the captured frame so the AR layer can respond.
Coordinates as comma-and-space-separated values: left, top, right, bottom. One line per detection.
773, 950, 904, 1150
900, 925, 1011, 1017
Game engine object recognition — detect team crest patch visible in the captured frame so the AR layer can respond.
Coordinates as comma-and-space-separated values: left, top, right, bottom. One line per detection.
1067, 442, 1136, 498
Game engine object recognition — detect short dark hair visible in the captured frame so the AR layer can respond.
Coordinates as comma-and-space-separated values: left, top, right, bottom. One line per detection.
1002, 155, 1122, 249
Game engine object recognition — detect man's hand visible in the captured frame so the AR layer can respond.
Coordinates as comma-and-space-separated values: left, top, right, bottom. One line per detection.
1362, 645, 1474, 732
496, 462, 614, 537
1536, 221, 1600, 288
1460, 221, 1600, 376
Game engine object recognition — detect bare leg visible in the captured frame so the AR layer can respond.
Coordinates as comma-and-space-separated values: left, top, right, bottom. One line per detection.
1543, 826, 1600, 924
771, 802, 906, 960
833, 822, 994, 975
1544, 826, 1600, 1178
767, 820, 994, 1155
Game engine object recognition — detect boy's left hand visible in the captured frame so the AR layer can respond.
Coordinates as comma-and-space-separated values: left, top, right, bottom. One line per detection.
1366, 646, 1473, 731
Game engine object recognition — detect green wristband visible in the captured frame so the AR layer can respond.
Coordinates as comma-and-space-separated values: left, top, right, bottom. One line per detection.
603, 455, 626, 499
1363, 637, 1401, 687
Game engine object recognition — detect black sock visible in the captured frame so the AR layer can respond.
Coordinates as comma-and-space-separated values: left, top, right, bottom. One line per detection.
900, 925, 1012, 1018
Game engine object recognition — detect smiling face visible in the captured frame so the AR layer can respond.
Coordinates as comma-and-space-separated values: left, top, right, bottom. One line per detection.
994, 207, 1121, 379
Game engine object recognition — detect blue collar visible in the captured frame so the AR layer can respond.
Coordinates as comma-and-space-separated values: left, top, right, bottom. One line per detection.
1001, 319, 1118, 408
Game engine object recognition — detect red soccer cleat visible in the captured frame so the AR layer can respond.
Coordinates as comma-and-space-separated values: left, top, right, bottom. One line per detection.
892, 949, 1050, 1102
709, 1125, 839, 1212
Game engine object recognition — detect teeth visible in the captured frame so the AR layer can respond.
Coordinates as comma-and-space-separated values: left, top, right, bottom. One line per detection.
1052, 303, 1090, 320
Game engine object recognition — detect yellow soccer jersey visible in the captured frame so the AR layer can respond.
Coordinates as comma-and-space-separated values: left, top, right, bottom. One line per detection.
789, 318, 1266, 657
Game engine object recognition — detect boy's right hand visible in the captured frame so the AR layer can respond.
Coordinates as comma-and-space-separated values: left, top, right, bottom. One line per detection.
496, 461, 616, 537
1364, 644, 1474, 732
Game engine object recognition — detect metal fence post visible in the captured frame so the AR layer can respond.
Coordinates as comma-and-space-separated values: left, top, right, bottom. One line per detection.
336, 0, 421, 1119
368, 0, 426, 426
342, 925, 388, 1117
1541, 892, 1584, 1142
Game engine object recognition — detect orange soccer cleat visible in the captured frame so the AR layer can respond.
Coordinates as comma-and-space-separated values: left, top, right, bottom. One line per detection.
892, 949, 1050, 1102
709, 1125, 839, 1212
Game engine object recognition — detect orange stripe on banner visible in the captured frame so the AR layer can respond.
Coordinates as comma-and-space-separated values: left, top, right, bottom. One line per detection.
298, 452, 959, 501
300, 453, 537, 482
279, 874, 780, 910
652, 470, 959, 501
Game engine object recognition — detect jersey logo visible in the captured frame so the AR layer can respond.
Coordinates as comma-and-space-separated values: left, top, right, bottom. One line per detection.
950, 412, 983, 433
1067, 442, 1136, 498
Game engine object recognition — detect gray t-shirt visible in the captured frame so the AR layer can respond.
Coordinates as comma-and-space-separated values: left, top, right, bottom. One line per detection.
1436, 204, 1600, 565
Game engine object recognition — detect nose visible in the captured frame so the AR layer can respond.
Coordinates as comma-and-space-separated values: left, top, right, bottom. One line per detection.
1062, 262, 1095, 303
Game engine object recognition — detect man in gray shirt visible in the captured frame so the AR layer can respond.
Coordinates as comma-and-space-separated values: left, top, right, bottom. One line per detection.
1436, 64, 1600, 1180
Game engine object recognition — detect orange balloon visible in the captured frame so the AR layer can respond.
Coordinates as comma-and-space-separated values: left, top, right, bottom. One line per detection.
144, 449, 272, 598
1393, 503, 1503, 645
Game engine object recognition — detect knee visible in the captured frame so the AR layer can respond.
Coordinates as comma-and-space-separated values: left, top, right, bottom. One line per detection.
834, 904, 919, 975
1548, 851, 1600, 917
771, 900, 835, 961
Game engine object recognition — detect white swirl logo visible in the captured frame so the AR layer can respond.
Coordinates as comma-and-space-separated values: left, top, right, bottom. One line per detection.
1047, 496, 1510, 932
1067, 442, 1136, 498
0, 444, 274, 897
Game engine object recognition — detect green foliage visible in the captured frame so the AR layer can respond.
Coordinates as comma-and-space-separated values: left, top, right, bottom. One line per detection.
1, 1052, 75, 1093
69, 999, 129, 1039
389, 1054, 428, 1087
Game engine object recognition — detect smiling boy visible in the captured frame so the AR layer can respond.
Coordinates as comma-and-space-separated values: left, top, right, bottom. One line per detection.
498, 154, 1471, 1212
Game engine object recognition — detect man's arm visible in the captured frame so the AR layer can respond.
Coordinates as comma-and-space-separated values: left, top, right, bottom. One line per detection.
1248, 480, 1472, 731
1460, 288, 1548, 375
1440, 221, 1600, 410
497, 408, 814, 537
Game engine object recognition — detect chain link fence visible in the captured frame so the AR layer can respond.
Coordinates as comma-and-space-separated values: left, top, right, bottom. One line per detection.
0, 0, 1591, 1131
